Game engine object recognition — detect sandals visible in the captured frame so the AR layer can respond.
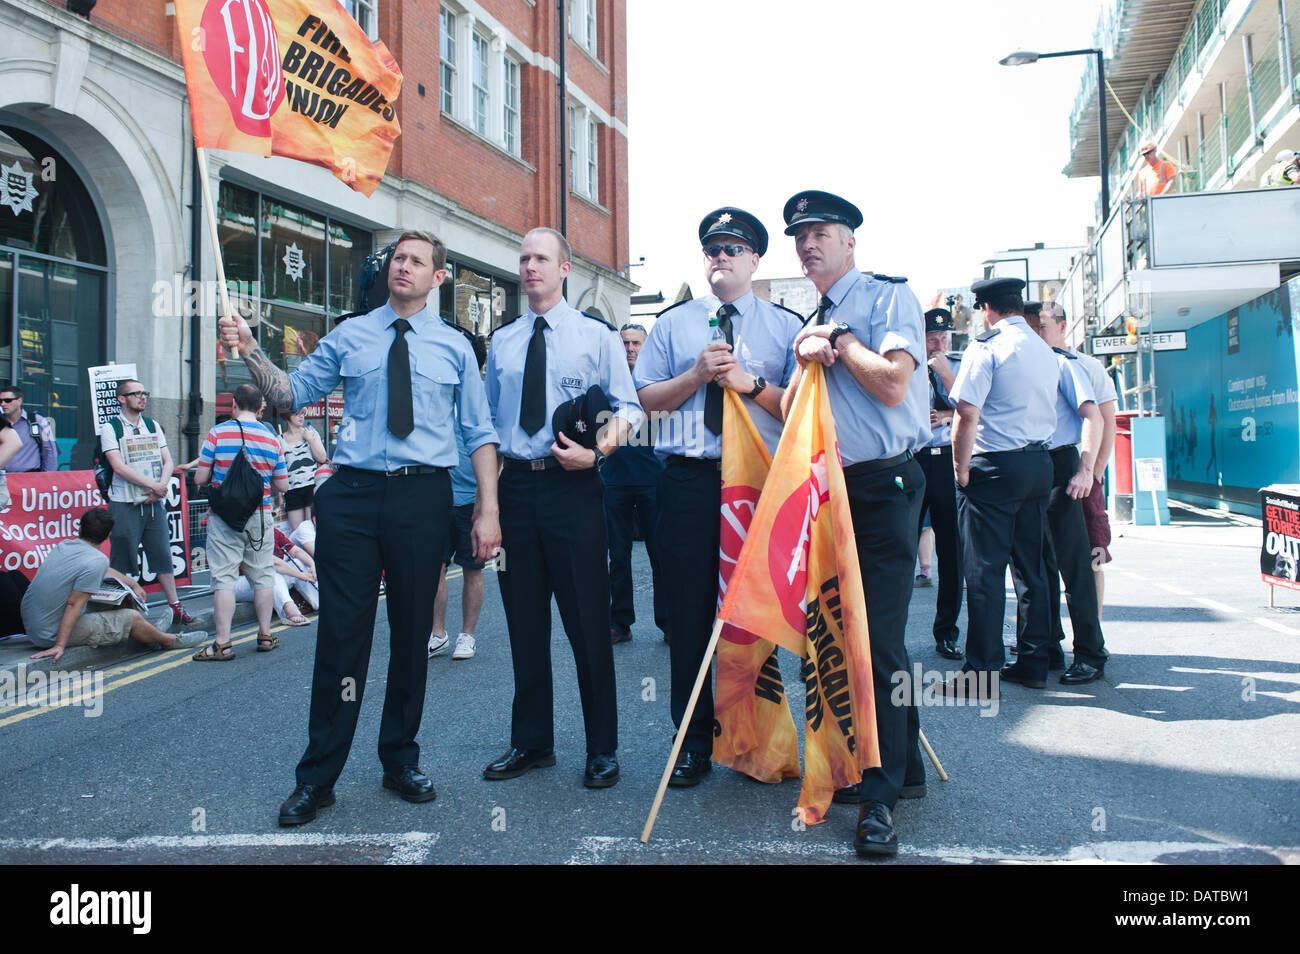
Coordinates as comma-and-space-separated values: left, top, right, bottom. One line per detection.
257, 633, 280, 652
193, 640, 235, 662
283, 611, 311, 627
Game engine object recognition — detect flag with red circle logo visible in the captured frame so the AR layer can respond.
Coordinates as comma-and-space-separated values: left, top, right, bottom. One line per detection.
174, 0, 402, 196
715, 365, 880, 825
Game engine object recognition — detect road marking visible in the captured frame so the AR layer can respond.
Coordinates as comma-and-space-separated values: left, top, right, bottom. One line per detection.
0, 831, 438, 863
1253, 617, 1300, 636
1114, 683, 1194, 692
1194, 597, 1239, 615
1154, 582, 1192, 596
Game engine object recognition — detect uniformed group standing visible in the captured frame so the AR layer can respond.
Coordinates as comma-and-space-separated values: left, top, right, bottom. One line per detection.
219, 197, 1112, 862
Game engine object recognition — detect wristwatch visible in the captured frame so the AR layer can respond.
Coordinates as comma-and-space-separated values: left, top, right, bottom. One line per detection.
592, 447, 607, 471
747, 376, 767, 399
827, 322, 852, 350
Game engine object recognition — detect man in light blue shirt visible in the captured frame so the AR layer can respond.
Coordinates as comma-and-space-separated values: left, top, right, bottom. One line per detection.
635, 206, 802, 789
220, 230, 501, 825
482, 227, 641, 791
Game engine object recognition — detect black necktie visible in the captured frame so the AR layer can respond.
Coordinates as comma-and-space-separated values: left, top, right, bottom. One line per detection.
520, 314, 547, 436
388, 318, 414, 439
816, 295, 834, 325
704, 303, 737, 435
929, 368, 952, 411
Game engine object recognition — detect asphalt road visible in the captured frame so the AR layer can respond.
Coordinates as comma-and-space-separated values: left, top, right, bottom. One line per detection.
1, 507, 1296, 866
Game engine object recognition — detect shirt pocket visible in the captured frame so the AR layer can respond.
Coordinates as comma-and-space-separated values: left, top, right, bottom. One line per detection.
413, 354, 460, 422
340, 351, 385, 419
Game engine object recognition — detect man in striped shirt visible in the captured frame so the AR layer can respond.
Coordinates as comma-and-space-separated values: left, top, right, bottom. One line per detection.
193, 384, 290, 660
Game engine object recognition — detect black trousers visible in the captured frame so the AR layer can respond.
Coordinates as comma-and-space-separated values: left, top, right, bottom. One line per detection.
1037, 446, 1109, 667
847, 457, 926, 808
916, 446, 964, 643
296, 467, 451, 787
956, 448, 1053, 675
657, 460, 721, 756
498, 467, 617, 755
604, 482, 666, 634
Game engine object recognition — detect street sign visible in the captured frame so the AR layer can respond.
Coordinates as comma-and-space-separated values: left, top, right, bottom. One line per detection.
1091, 331, 1187, 355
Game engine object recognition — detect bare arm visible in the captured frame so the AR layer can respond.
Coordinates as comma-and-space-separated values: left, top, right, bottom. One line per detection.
103, 568, 147, 602
1068, 402, 1102, 499
637, 343, 733, 413
29, 591, 92, 662
469, 443, 501, 563
1095, 401, 1117, 480
193, 464, 211, 487
713, 365, 786, 423
952, 401, 980, 487
836, 335, 915, 408
219, 311, 295, 411
306, 428, 328, 464
0, 428, 21, 471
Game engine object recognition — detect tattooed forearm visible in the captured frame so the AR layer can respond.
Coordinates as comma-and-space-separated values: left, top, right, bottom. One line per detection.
245, 345, 296, 411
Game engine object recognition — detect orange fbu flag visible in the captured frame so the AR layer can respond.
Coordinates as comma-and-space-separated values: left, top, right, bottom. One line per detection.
714, 390, 801, 785
174, 0, 402, 196
716, 365, 880, 825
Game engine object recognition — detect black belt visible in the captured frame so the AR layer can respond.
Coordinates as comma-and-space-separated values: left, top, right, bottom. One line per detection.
978, 442, 1049, 456
338, 464, 446, 478
843, 450, 914, 477
501, 456, 563, 472
667, 454, 722, 471
922, 445, 952, 456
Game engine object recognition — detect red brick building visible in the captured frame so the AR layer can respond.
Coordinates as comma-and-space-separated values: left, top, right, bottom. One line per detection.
1, 0, 631, 463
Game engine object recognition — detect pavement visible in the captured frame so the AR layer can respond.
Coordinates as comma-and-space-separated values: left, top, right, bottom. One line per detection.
0, 500, 1296, 865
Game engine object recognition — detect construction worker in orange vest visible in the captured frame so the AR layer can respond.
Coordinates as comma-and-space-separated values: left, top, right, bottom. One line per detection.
1136, 140, 1177, 197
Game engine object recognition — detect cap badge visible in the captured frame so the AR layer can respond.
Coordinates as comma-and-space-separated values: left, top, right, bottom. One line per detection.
796, 198, 809, 212
716, 212, 732, 226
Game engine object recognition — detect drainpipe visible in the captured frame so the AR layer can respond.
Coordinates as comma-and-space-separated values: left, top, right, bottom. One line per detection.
184, 145, 203, 461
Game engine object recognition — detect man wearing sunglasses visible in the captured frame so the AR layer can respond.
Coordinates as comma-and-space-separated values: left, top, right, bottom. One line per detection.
635, 207, 802, 788
0, 385, 57, 472
99, 378, 196, 627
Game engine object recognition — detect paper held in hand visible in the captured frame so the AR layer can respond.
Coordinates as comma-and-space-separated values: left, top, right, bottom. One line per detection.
88, 579, 147, 613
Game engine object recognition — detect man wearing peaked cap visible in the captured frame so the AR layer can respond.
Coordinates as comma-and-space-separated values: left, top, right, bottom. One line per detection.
781, 189, 930, 860
634, 206, 803, 788
946, 276, 1060, 698
918, 307, 965, 661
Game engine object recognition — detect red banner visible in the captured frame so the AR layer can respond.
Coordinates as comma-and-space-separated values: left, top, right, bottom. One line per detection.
0, 471, 191, 591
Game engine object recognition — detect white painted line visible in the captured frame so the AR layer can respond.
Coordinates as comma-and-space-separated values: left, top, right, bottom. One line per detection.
1154, 582, 1192, 596
1195, 597, 1239, 615
1114, 683, 1194, 692
1253, 617, 1300, 636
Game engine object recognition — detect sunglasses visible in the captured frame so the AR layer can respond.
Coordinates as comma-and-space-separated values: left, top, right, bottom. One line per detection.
121, 390, 150, 398
622, 323, 647, 334
0, 397, 16, 404
703, 244, 751, 258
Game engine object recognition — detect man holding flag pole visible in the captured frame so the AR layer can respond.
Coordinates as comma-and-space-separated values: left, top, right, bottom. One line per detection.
634, 207, 803, 788
780, 191, 931, 858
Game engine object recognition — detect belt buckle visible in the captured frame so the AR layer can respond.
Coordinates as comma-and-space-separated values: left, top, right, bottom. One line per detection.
930, 447, 942, 455
530, 459, 546, 472
386, 467, 403, 477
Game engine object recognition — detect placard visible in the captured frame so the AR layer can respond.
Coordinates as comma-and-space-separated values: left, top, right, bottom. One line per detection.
1135, 458, 1167, 492
87, 364, 139, 430
1260, 486, 1300, 591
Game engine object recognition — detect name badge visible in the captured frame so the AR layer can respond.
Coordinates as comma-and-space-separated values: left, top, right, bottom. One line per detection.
560, 376, 584, 390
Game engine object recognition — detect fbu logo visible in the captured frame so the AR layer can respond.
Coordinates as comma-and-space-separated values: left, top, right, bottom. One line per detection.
202, 0, 285, 136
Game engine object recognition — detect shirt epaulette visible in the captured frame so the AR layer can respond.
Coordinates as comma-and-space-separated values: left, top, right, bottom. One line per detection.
871, 273, 908, 284
946, 351, 963, 361
770, 301, 805, 323
976, 328, 1001, 342
440, 315, 476, 346
1052, 346, 1077, 359
490, 315, 520, 337
654, 300, 691, 322
583, 311, 617, 332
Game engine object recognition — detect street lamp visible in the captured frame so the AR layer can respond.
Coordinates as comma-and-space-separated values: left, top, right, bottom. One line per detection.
1000, 47, 1110, 223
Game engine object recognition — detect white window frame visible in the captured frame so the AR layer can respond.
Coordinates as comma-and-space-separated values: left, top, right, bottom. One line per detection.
569, 0, 598, 58
503, 57, 521, 158
567, 103, 601, 203
586, 116, 599, 204
440, 5, 457, 115
472, 32, 490, 136
568, 104, 578, 192
340, 0, 378, 39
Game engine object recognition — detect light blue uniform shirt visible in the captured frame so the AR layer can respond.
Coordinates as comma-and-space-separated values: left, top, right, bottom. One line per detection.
923, 354, 960, 450
948, 316, 1059, 454
817, 271, 930, 465
288, 303, 497, 471
485, 301, 643, 460
633, 292, 801, 458
449, 414, 477, 506
1048, 350, 1097, 450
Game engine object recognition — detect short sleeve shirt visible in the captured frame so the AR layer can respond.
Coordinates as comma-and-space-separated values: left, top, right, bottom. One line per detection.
198, 419, 288, 512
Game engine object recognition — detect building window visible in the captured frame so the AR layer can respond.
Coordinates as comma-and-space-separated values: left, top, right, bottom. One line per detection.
440, 6, 456, 115
586, 116, 599, 203
504, 57, 521, 157
472, 33, 490, 136
569, 0, 598, 57
568, 105, 578, 192
340, 0, 377, 39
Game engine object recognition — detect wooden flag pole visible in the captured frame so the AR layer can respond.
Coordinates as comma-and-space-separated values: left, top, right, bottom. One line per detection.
194, 147, 235, 325
918, 728, 947, 781
640, 616, 725, 844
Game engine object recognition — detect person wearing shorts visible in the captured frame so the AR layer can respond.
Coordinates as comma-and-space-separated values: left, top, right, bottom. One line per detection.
429, 422, 483, 661
193, 385, 289, 660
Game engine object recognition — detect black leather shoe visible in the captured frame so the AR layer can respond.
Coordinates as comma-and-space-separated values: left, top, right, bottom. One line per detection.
278, 783, 335, 826
483, 747, 556, 780
854, 800, 898, 858
999, 663, 1047, 689
583, 753, 620, 788
382, 765, 437, 803
935, 639, 963, 660
832, 781, 862, 804
1060, 661, 1105, 685
667, 751, 712, 787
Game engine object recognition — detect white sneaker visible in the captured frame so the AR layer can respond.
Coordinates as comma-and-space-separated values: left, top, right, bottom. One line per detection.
167, 630, 209, 651
428, 632, 449, 657
452, 633, 476, 660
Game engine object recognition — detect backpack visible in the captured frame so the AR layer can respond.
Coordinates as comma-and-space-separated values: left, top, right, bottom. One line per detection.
92, 416, 158, 496
206, 421, 265, 536
356, 240, 398, 314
